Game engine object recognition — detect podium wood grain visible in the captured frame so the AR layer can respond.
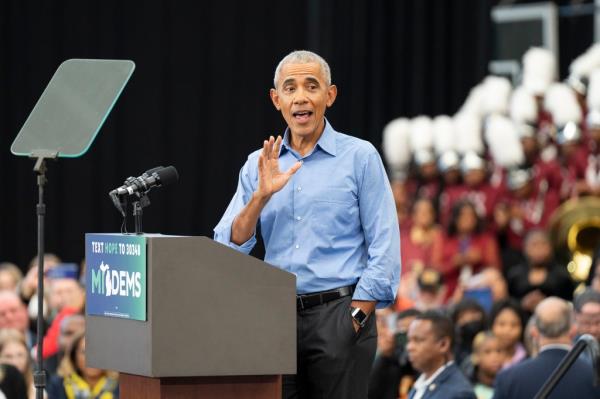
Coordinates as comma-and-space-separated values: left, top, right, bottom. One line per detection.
120, 373, 282, 399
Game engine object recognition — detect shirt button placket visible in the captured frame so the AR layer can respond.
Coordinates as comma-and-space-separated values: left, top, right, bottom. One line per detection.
294, 184, 301, 250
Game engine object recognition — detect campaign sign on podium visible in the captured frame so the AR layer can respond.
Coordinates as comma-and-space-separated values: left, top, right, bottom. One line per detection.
85, 234, 147, 321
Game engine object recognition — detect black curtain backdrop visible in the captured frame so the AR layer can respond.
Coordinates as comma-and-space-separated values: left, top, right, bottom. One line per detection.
0, 0, 492, 270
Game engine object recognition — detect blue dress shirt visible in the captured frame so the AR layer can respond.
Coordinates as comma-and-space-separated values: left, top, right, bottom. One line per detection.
214, 120, 401, 306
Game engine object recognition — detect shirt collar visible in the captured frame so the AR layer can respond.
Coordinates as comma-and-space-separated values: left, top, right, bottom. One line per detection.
281, 118, 337, 157
413, 361, 454, 392
540, 343, 572, 353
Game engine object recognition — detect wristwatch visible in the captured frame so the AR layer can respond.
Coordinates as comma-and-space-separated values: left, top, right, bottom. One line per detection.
350, 307, 369, 328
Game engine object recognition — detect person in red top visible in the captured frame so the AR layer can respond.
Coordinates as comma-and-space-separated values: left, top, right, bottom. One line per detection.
576, 111, 600, 196
398, 198, 445, 308
432, 200, 502, 302
494, 168, 560, 251
439, 152, 500, 229
517, 123, 563, 194
555, 121, 588, 199
404, 149, 442, 206
400, 198, 444, 277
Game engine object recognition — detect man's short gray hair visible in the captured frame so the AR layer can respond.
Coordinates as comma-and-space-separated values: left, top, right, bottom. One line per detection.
535, 301, 574, 339
273, 50, 332, 88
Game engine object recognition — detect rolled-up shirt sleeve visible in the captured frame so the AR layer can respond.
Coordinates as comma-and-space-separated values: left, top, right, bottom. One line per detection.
353, 148, 401, 308
213, 157, 258, 254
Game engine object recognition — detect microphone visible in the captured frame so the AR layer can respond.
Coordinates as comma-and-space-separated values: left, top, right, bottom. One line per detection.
110, 166, 179, 197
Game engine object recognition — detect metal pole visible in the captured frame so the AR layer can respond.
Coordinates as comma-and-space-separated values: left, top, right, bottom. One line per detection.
34, 160, 47, 399
534, 339, 588, 399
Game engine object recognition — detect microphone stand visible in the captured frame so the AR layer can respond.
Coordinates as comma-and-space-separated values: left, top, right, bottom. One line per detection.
132, 193, 150, 235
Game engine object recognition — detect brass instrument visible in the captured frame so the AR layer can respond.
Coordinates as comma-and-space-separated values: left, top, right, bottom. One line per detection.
549, 197, 600, 282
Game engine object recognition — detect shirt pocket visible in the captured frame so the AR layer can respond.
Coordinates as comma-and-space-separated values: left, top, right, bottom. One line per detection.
311, 189, 358, 239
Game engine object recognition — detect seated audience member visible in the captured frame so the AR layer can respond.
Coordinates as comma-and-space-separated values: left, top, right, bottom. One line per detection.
400, 198, 444, 290
407, 311, 476, 399
410, 269, 446, 311
489, 299, 527, 370
467, 332, 503, 399
18, 254, 61, 303
39, 265, 85, 361
0, 291, 34, 347
369, 309, 421, 399
493, 297, 600, 398
439, 152, 500, 228
451, 299, 487, 367
0, 329, 34, 398
47, 333, 119, 399
392, 181, 412, 230
469, 331, 504, 399
507, 229, 574, 314
0, 263, 23, 292
438, 151, 462, 190
0, 363, 27, 399
574, 289, 600, 343
58, 315, 86, 354
405, 148, 442, 205
18, 254, 62, 330
493, 168, 559, 251
44, 314, 87, 385
432, 200, 503, 302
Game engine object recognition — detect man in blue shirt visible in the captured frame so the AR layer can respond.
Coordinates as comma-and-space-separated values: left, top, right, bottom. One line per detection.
214, 50, 400, 399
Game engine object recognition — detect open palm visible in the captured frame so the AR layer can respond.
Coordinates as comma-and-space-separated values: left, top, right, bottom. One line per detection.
257, 135, 302, 198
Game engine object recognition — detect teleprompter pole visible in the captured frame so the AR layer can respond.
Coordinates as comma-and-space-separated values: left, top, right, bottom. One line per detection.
31, 152, 58, 399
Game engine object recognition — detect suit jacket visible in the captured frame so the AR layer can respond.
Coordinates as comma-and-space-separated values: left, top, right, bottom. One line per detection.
492, 347, 600, 399
408, 363, 476, 399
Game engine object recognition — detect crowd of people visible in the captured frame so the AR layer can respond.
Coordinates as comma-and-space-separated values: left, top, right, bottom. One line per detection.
3, 44, 600, 398
0, 257, 118, 399
373, 44, 600, 398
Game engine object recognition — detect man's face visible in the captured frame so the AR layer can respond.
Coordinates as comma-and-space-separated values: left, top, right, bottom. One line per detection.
48, 279, 83, 312
525, 235, 552, 265
464, 169, 486, 187
0, 271, 17, 292
270, 62, 337, 139
59, 317, 85, 350
407, 319, 448, 373
577, 302, 600, 342
0, 295, 28, 332
521, 137, 538, 160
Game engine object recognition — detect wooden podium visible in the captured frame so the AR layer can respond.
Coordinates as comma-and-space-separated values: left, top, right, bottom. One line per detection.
85, 235, 296, 399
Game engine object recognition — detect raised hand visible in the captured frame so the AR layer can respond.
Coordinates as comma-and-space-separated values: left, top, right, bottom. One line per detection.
256, 135, 302, 199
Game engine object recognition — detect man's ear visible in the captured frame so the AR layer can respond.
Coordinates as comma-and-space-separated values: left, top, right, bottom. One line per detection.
530, 325, 539, 340
568, 324, 578, 340
439, 336, 451, 354
326, 85, 338, 107
270, 88, 280, 111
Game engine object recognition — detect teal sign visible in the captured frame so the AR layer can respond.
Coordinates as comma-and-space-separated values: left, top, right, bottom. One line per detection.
85, 234, 147, 321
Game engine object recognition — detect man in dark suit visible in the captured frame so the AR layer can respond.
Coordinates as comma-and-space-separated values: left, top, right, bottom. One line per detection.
493, 297, 600, 399
407, 311, 476, 399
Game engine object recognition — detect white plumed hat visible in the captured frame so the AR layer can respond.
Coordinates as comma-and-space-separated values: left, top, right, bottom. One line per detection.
432, 115, 456, 156
545, 83, 582, 126
587, 69, 600, 111
409, 116, 434, 152
522, 47, 557, 96
485, 114, 525, 168
459, 84, 485, 119
382, 117, 412, 180
568, 43, 600, 94
481, 76, 512, 116
454, 112, 484, 155
509, 86, 538, 124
